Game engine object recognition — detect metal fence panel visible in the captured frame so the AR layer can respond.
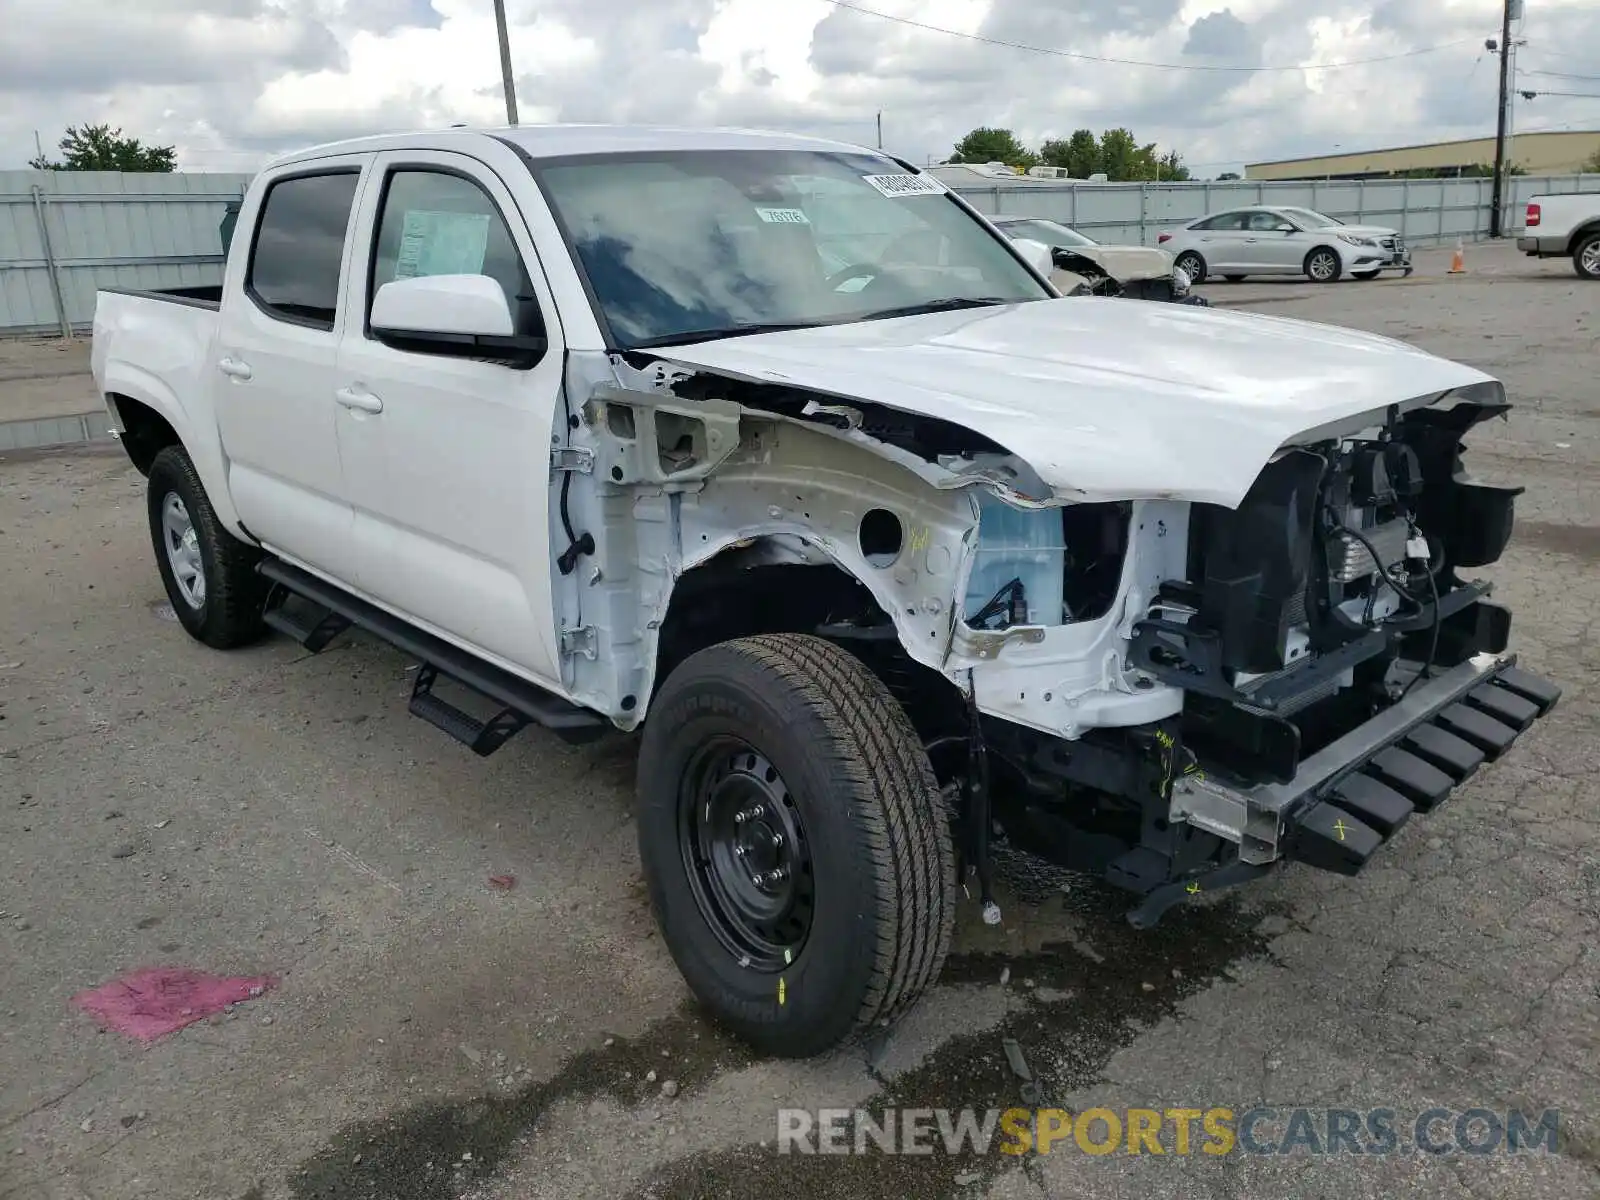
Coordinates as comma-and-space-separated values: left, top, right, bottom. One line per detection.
0, 170, 250, 335
2, 168, 1599, 335
949, 173, 1600, 249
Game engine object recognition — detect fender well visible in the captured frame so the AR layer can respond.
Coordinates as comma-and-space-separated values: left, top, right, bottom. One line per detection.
110, 394, 179, 475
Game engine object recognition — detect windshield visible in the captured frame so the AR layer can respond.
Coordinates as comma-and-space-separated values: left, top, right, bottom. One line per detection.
997, 219, 1098, 249
533, 150, 1051, 349
1284, 207, 1344, 229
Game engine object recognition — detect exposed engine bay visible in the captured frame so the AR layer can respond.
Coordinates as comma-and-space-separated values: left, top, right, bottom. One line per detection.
551, 294, 1557, 927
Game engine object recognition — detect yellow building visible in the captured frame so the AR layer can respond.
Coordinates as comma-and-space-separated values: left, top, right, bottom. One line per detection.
1245, 130, 1600, 181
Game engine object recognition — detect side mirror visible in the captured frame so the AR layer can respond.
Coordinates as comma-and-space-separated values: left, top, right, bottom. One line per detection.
1276, 224, 1297, 233
371, 273, 514, 337
1010, 237, 1055, 278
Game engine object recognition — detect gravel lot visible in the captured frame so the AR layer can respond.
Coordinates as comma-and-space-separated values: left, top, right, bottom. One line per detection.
1, 242, 1596, 1200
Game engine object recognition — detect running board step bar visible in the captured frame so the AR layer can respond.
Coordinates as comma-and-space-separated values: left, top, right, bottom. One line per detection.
257, 559, 608, 751
1285, 662, 1561, 876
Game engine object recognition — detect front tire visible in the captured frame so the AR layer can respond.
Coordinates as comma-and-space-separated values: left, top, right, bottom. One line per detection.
1173, 251, 1206, 286
1575, 232, 1600, 280
1352, 268, 1380, 281
146, 445, 266, 649
1305, 247, 1343, 283
637, 634, 955, 1057
1223, 274, 1246, 283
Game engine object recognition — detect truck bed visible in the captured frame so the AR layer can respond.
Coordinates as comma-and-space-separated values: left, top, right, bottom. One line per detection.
100, 284, 222, 311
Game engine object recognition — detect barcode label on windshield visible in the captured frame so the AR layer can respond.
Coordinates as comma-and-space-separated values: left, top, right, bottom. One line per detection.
862, 173, 945, 198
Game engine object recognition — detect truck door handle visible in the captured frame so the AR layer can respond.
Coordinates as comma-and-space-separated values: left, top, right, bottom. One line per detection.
218, 357, 253, 380
334, 386, 384, 414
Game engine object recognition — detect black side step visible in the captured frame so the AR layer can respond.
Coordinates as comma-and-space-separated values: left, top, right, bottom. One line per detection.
257, 559, 609, 749
262, 582, 353, 653
409, 664, 532, 757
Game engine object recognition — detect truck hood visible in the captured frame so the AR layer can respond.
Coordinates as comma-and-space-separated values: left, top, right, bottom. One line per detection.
655, 298, 1494, 509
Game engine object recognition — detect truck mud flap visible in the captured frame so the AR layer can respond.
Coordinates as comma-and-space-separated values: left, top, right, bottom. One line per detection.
1285, 666, 1560, 875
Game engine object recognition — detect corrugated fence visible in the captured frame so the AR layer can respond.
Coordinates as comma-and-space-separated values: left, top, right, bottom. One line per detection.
952, 173, 1600, 249
0, 170, 250, 337
2, 167, 1599, 337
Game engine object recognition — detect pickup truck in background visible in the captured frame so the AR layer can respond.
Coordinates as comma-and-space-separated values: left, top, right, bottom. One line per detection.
1518, 194, 1600, 279
92, 126, 1559, 1058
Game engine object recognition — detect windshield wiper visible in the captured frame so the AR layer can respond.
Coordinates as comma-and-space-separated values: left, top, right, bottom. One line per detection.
630, 321, 827, 349
854, 296, 1014, 322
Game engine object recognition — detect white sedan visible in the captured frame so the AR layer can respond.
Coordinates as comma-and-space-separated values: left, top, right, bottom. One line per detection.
1158, 205, 1413, 284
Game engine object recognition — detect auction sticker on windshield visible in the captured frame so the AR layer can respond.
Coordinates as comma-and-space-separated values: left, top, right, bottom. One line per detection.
756, 207, 811, 224
862, 173, 946, 198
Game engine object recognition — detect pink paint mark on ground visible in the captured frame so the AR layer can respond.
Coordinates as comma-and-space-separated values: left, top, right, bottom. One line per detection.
71, 967, 278, 1042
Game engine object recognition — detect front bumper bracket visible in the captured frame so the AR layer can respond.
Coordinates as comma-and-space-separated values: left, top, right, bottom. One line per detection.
1171, 654, 1560, 874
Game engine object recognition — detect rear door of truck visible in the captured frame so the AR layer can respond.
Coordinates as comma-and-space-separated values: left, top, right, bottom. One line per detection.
213, 156, 370, 575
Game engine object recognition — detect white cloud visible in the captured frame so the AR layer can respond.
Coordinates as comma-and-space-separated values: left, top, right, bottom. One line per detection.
2, 0, 1596, 176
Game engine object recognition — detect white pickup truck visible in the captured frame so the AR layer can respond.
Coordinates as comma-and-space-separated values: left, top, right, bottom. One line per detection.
1518, 193, 1600, 279
92, 125, 1559, 1057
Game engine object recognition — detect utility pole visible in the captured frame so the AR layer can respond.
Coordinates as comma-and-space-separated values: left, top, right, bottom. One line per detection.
492, 0, 519, 125
1488, 0, 1519, 238
876, 112, 883, 149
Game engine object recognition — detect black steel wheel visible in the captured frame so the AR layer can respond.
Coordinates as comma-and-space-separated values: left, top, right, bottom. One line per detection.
637, 634, 955, 1058
680, 742, 815, 970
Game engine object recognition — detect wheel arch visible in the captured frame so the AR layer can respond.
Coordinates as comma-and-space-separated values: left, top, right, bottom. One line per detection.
1567, 220, 1600, 255
103, 374, 245, 537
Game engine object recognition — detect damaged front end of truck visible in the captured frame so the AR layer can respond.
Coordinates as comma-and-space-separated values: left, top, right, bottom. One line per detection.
550, 301, 1560, 929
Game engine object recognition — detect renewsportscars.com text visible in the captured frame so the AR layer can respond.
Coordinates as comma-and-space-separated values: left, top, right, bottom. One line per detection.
776, 1106, 1561, 1157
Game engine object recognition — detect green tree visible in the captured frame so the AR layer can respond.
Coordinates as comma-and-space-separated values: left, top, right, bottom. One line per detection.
29, 124, 176, 172
1152, 149, 1191, 181
949, 127, 1037, 170
1096, 128, 1142, 180
1039, 129, 1100, 178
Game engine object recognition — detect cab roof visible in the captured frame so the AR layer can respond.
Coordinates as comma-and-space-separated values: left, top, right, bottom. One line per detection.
269, 124, 894, 170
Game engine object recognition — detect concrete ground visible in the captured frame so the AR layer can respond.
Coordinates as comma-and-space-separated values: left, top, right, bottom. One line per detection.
1, 242, 1596, 1200
0, 339, 95, 424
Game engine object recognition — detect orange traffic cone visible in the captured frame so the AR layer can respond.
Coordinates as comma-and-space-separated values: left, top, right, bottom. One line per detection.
1448, 239, 1466, 274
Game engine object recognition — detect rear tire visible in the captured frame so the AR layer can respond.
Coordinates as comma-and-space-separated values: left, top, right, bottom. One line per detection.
1305, 247, 1343, 283
146, 445, 266, 649
1173, 251, 1206, 286
1223, 274, 1246, 282
636, 634, 955, 1057
1575, 232, 1600, 280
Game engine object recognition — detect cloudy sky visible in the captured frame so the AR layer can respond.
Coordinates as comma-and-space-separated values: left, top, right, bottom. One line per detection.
2, 0, 1596, 176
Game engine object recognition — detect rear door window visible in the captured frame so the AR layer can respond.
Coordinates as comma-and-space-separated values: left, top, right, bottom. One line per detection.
246, 172, 362, 330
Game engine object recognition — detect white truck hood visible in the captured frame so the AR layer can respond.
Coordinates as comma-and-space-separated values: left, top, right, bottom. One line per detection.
655, 298, 1493, 509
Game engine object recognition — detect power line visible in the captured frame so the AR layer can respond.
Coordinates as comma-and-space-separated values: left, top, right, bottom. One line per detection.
820, 0, 1482, 73
1524, 68, 1600, 82
1523, 89, 1600, 99
1521, 43, 1597, 64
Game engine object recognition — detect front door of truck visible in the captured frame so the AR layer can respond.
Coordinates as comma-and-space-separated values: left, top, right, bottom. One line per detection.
332, 149, 566, 688
213, 158, 369, 576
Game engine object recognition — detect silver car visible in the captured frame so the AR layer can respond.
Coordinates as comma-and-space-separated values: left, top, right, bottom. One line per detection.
1158, 205, 1413, 284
